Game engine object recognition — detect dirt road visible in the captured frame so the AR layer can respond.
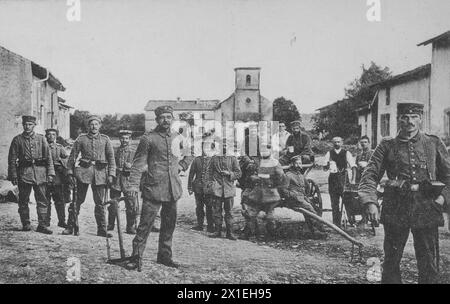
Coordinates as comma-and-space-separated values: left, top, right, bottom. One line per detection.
1, 168, 449, 284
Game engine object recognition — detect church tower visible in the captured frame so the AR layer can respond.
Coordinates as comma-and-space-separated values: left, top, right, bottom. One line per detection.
234, 67, 261, 121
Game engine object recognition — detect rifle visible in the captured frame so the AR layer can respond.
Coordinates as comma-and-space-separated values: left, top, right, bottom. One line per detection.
67, 181, 79, 236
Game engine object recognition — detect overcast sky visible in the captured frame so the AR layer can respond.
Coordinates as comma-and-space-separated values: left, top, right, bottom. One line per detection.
1, 0, 449, 114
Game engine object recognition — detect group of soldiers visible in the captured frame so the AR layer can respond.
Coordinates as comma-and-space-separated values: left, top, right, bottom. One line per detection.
7, 100, 450, 284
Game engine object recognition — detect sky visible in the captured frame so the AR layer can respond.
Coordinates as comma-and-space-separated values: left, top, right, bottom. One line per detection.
1, 0, 449, 114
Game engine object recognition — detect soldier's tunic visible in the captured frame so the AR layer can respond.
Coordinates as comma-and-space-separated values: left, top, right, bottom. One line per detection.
8, 132, 55, 227
108, 144, 137, 231
126, 127, 192, 262
66, 132, 116, 232
188, 156, 213, 230
281, 131, 314, 166
355, 149, 374, 184
204, 155, 241, 234
359, 132, 450, 284
241, 157, 287, 235
46, 142, 68, 226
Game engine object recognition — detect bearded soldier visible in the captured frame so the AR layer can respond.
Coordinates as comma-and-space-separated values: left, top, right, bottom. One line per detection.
359, 101, 450, 284
107, 130, 138, 234
45, 128, 69, 228
8, 116, 55, 234
63, 115, 116, 237
125, 106, 192, 270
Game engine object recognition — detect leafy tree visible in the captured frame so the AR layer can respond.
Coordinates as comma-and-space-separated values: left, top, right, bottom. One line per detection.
314, 62, 392, 141
70, 110, 91, 139
273, 97, 301, 131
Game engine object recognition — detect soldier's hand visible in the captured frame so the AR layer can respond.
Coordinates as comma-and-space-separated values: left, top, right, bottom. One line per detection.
221, 170, 231, 177
178, 164, 184, 173
47, 176, 54, 184
11, 178, 18, 186
365, 203, 379, 223
108, 175, 115, 185
124, 162, 132, 169
188, 189, 193, 195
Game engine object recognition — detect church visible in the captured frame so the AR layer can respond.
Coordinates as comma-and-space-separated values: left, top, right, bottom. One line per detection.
144, 67, 273, 132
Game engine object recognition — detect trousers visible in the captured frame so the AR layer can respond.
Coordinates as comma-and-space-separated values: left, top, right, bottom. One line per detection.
382, 224, 439, 284
132, 199, 177, 262
18, 182, 48, 227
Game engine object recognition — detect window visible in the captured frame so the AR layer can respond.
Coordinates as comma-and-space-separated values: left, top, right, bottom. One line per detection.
246, 98, 251, 104
246, 75, 251, 86
381, 113, 390, 137
386, 87, 391, 105
201, 113, 206, 119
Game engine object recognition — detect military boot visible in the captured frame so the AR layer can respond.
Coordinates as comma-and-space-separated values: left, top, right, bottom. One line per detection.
19, 208, 31, 231
209, 224, 222, 238
238, 218, 257, 241
36, 225, 53, 235
46, 203, 52, 227
22, 224, 32, 231
265, 221, 277, 241
62, 227, 73, 235
56, 204, 67, 228
225, 225, 237, 241
107, 206, 116, 231
126, 212, 137, 234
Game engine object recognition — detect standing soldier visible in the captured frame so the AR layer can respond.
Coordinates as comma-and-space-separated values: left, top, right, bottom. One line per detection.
355, 136, 373, 184
45, 128, 69, 228
7, 116, 55, 234
359, 101, 450, 284
187, 139, 214, 232
125, 106, 192, 270
107, 130, 138, 234
206, 141, 242, 240
324, 137, 357, 226
63, 115, 116, 237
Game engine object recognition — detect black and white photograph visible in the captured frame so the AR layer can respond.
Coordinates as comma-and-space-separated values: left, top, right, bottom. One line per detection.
1, 0, 450, 288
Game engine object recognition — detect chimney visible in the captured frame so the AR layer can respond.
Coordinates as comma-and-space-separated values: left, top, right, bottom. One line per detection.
176, 97, 181, 103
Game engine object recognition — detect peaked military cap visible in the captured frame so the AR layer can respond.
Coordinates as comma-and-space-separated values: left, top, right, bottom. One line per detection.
397, 101, 424, 115
87, 115, 102, 123
290, 120, 302, 127
119, 130, 133, 136
155, 105, 173, 117
22, 115, 37, 124
45, 128, 58, 134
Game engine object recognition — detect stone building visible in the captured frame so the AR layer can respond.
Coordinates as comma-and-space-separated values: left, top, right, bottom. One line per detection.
0, 45, 69, 177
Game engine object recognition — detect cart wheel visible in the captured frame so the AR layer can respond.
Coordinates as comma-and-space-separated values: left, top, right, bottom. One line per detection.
305, 179, 323, 217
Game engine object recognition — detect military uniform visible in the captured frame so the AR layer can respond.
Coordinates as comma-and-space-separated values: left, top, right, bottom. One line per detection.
280, 166, 324, 234
280, 121, 314, 166
66, 122, 116, 235
107, 132, 138, 233
45, 137, 69, 227
355, 149, 374, 184
240, 156, 287, 239
359, 102, 450, 284
7, 116, 55, 231
188, 155, 213, 231
204, 154, 241, 239
126, 107, 192, 266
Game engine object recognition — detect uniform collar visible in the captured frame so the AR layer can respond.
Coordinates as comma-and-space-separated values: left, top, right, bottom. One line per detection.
22, 131, 35, 139
87, 132, 100, 139
155, 126, 171, 137
48, 142, 56, 147
397, 131, 422, 143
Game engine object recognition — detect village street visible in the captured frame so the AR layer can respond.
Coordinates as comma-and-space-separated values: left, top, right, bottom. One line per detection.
1, 166, 449, 284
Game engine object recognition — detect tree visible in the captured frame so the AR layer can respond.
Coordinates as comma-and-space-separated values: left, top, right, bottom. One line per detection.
345, 61, 392, 106
314, 62, 392, 141
70, 110, 91, 139
273, 97, 301, 131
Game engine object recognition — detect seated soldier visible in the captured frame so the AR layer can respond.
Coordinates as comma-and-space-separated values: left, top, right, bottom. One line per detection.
239, 145, 288, 241
280, 120, 314, 166
280, 155, 327, 239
